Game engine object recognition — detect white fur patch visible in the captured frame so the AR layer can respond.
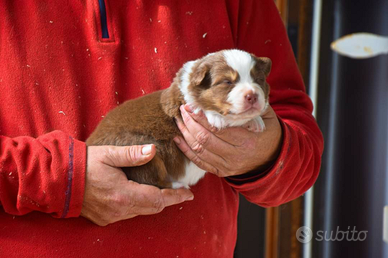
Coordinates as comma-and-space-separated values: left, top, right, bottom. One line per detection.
204, 110, 265, 129
179, 60, 197, 105
227, 83, 266, 115
172, 161, 206, 189
204, 110, 229, 128
223, 50, 255, 83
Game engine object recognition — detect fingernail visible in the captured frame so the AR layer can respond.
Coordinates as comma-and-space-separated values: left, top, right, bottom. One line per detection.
173, 137, 181, 145
185, 104, 193, 113
141, 145, 152, 155
186, 195, 194, 201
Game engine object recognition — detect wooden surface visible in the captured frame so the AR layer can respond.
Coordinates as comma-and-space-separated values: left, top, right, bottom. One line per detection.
275, 0, 289, 26
264, 1, 313, 258
265, 207, 279, 258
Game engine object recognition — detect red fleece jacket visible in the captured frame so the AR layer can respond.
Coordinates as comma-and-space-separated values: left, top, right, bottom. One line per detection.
0, 0, 323, 257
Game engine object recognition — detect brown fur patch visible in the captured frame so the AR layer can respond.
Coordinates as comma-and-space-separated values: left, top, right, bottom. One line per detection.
86, 90, 186, 188
251, 55, 272, 101
160, 69, 186, 118
187, 52, 238, 115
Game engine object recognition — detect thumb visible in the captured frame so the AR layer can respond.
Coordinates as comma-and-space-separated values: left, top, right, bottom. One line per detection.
103, 144, 156, 167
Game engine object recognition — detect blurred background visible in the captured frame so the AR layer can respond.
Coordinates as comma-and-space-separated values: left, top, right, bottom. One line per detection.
234, 0, 388, 257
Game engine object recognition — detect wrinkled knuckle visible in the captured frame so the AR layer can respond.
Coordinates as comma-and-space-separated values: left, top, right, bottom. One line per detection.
114, 194, 135, 215
127, 146, 141, 164
128, 147, 136, 159
180, 145, 191, 155
111, 193, 126, 206
191, 141, 204, 155
173, 190, 185, 203
173, 189, 188, 203
192, 156, 204, 168
214, 168, 223, 177
196, 131, 210, 146
210, 126, 221, 134
127, 197, 136, 211
177, 121, 185, 132
182, 112, 192, 125
181, 124, 190, 135
209, 166, 219, 176
101, 146, 111, 157
152, 198, 165, 214
103, 147, 116, 164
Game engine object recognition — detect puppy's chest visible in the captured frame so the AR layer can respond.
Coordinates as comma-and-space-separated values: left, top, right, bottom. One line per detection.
172, 161, 207, 189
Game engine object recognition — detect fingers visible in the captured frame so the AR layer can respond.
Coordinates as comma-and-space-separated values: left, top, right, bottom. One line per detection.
173, 136, 220, 175
182, 105, 213, 130
102, 144, 156, 167
160, 188, 194, 207
178, 106, 234, 155
82, 179, 194, 226
180, 105, 251, 146
84, 145, 194, 227
122, 182, 194, 216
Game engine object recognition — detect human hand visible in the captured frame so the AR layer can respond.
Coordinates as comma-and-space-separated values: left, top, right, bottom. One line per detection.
174, 105, 282, 177
81, 145, 194, 226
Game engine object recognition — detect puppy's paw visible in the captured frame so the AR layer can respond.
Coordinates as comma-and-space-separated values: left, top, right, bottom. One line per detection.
243, 117, 266, 132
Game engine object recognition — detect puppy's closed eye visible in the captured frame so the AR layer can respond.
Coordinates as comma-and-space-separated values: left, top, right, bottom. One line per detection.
223, 80, 233, 85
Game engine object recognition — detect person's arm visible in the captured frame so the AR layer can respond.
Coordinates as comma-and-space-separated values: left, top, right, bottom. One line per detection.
173, 0, 324, 207
229, 0, 324, 206
0, 131, 194, 225
0, 130, 86, 217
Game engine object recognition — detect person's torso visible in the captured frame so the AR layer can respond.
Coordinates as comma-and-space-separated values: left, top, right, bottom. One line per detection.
0, 1, 240, 257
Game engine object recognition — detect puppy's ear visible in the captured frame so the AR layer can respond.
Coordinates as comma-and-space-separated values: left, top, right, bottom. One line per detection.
161, 75, 185, 118
251, 55, 271, 99
190, 62, 211, 89
253, 56, 272, 77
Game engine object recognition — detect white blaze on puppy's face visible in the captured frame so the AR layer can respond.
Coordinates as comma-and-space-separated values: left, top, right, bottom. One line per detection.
223, 50, 267, 117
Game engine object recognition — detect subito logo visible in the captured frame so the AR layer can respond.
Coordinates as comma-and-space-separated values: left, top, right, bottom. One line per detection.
296, 226, 313, 243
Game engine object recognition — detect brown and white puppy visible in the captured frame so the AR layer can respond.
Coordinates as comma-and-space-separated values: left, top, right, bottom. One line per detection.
86, 49, 271, 189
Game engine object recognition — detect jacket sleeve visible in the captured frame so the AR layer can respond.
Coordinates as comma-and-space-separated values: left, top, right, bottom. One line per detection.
224, 0, 324, 207
0, 131, 86, 217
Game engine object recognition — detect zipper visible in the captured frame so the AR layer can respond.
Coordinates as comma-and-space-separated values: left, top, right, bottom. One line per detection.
97, 0, 109, 38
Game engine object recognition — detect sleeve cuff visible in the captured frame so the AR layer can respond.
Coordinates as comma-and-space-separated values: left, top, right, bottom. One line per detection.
60, 137, 86, 218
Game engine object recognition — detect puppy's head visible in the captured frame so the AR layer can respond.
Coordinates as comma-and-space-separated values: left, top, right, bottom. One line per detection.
179, 49, 271, 127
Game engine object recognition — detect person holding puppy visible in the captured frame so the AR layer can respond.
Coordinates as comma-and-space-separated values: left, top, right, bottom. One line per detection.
0, 0, 323, 257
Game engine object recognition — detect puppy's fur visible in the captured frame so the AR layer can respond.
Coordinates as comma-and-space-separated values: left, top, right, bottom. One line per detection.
86, 49, 271, 189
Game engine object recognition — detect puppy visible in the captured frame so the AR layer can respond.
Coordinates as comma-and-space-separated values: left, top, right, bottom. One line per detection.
86, 49, 271, 189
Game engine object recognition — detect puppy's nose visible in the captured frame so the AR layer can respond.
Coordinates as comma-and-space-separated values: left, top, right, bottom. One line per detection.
245, 93, 258, 104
